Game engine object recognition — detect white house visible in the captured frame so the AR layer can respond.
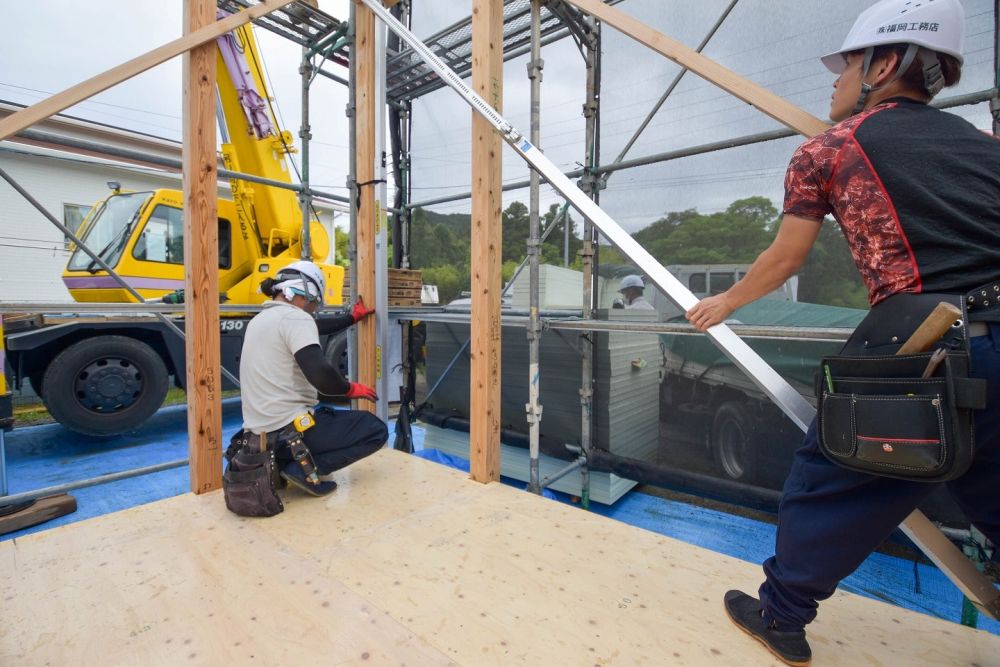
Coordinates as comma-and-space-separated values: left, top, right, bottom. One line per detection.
0, 101, 347, 303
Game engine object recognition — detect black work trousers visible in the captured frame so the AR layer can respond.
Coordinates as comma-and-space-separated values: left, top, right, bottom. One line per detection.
758, 323, 1000, 630
275, 406, 387, 475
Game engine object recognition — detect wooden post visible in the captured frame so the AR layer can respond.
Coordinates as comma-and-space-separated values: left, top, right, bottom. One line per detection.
354, 0, 377, 413
183, 0, 221, 494
469, 0, 503, 483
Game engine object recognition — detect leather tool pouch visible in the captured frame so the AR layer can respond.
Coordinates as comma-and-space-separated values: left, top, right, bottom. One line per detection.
222, 430, 284, 517
816, 293, 987, 482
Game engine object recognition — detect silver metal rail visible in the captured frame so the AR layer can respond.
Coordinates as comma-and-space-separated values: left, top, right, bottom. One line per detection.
13, 128, 351, 206
1, 459, 188, 507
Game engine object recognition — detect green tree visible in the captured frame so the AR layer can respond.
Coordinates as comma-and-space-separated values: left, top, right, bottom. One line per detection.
644, 197, 778, 265
420, 264, 469, 304
334, 227, 349, 266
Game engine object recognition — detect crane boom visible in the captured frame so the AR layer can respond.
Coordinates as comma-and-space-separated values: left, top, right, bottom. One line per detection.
215, 12, 314, 258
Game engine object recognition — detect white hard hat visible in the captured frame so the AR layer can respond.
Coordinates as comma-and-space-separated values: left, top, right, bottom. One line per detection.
619, 275, 644, 292
276, 260, 326, 304
821, 0, 965, 74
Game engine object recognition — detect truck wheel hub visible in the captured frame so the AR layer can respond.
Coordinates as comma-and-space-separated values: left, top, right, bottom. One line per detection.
76, 359, 141, 412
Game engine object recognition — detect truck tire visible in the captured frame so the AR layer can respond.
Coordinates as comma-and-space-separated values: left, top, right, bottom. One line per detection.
710, 401, 756, 483
41, 336, 169, 436
324, 331, 349, 378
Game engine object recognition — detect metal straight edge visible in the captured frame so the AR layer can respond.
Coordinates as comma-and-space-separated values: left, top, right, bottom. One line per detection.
359, 0, 1000, 619
357, 0, 812, 432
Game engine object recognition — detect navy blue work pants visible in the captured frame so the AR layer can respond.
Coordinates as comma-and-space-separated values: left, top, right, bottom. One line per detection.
758, 323, 1000, 630
276, 406, 387, 475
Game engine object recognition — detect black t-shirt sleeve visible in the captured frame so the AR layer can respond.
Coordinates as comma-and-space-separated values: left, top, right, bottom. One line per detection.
293, 343, 350, 396
314, 312, 355, 336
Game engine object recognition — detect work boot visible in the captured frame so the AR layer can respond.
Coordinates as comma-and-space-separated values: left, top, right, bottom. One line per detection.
724, 590, 811, 666
280, 464, 337, 497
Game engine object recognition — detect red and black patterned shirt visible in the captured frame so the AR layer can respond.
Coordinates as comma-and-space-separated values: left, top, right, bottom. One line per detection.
783, 98, 1000, 305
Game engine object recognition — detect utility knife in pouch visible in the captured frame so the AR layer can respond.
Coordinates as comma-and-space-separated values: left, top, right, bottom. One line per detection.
222, 430, 284, 517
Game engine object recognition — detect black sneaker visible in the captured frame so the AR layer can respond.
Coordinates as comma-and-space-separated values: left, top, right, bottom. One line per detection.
280, 464, 338, 497
724, 590, 811, 666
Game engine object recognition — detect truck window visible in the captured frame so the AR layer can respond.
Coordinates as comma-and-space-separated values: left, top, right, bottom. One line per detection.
62, 203, 91, 248
67, 191, 151, 271
132, 205, 232, 269
708, 271, 737, 295
688, 274, 707, 293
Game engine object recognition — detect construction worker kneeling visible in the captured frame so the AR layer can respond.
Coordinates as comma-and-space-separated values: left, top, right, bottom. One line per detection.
223, 260, 387, 517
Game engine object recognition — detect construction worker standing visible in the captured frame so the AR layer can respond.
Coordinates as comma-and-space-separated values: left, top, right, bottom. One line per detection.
685, 0, 1000, 664
618, 275, 656, 310
238, 260, 387, 497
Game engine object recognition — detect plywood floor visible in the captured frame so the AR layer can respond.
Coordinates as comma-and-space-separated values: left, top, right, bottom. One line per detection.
2, 449, 997, 666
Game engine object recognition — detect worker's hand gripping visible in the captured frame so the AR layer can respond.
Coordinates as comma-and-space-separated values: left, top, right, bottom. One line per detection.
345, 382, 378, 402
351, 296, 375, 323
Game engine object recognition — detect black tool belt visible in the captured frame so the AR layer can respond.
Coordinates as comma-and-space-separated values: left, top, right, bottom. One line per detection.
965, 279, 1000, 323
222, 430, 284, 517
816, 292, 988, 482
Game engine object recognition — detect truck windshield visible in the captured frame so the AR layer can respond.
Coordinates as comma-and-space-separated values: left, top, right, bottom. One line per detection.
67, 192, 152, 272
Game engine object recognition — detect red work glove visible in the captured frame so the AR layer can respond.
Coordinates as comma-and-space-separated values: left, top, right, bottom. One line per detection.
351, 296, 375, 323
345, 382, 377, 402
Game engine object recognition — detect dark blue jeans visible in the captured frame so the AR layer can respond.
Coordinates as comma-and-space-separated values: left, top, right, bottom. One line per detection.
758, 323, 1000, 630
276, 406, 387, 475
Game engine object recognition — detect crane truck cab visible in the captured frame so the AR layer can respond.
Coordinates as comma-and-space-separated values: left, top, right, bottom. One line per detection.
61, 188, 341, 305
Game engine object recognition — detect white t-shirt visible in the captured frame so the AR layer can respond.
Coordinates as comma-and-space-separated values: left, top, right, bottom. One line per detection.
240, 301, 320, 433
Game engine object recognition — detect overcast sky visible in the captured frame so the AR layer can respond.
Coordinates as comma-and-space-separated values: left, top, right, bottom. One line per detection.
1, 0, 995, 234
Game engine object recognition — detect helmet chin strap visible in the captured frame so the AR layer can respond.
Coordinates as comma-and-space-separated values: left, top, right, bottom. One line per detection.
852, 47, 878, 115
853, 44, 942, 115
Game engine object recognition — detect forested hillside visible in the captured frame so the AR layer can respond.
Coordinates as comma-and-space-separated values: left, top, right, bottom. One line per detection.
403, 196, 867, 308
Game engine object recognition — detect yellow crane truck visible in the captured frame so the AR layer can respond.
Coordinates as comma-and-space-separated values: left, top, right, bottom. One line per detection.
4, 17, 345, 436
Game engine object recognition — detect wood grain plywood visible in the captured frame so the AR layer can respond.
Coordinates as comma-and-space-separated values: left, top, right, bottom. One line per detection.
2, 450, 997, 666
0, 480, 454, 665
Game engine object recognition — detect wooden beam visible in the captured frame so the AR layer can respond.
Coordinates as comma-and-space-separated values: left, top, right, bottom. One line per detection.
354, 0, 377, 413
0, 0, 297, 143
565, 0, 830, 138
184, 0, 221, 494
469, 0, 504, 484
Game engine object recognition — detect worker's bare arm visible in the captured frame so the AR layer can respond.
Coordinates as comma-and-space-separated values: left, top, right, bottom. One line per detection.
685, 214, 823, 331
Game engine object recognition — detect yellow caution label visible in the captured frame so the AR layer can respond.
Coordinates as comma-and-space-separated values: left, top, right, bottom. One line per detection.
376, 346, 382, 380
293, 412, 315, 432
0, 315, 6, 396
